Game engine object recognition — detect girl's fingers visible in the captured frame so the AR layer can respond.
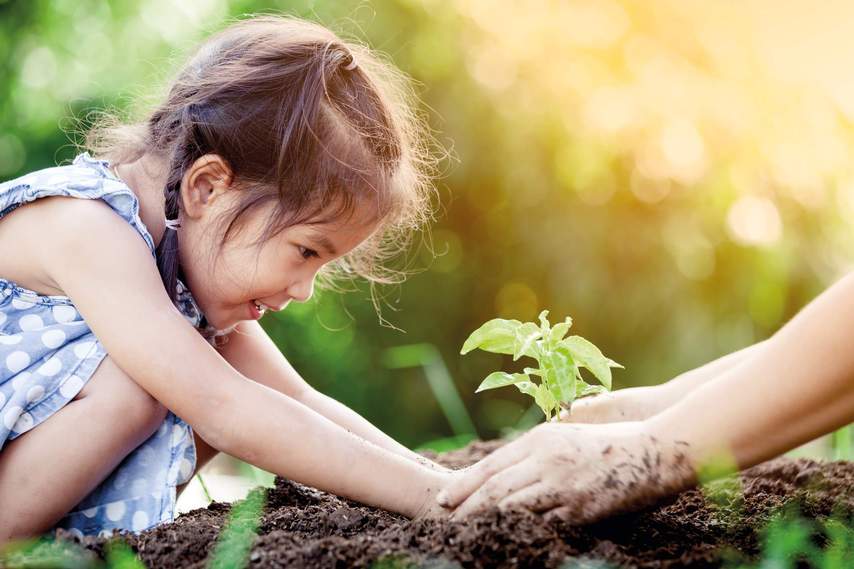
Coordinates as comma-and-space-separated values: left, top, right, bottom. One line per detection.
436, 440, 531, 509
449, 461, 541, 519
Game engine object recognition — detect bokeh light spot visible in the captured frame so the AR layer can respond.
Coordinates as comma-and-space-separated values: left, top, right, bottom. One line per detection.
726, 195, 783, 246
494, 282, 538, 321
429, 229, 463, 273
21, 47, 57, 89
0, 135, 26, 176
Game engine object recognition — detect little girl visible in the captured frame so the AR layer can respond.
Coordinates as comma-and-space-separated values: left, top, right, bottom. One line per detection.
0, 16, 451, 541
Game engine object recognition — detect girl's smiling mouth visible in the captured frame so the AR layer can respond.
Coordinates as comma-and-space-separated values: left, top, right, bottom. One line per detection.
249, 299, 266, 320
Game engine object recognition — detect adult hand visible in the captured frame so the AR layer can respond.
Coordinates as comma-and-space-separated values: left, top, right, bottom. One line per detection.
559, 385, 674, 424
436, 421, 695, 524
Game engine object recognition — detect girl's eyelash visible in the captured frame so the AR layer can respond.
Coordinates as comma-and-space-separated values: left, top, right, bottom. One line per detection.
298, 245, 319, 260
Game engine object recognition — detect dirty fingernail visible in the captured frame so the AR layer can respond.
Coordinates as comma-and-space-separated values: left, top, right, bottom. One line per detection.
436, 491, 449, 506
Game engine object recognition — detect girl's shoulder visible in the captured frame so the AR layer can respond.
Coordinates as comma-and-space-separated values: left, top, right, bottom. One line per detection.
0, 153, 156, 256
0, 153, 157, 299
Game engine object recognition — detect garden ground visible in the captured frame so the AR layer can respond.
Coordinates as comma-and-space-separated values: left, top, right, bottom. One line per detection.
7, 439, 854, 568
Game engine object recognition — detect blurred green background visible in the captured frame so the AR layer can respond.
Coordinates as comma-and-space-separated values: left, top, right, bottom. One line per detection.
2, 0, 853, 461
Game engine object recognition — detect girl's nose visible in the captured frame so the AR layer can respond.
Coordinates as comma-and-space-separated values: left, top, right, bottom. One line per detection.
288, 275, 315, 303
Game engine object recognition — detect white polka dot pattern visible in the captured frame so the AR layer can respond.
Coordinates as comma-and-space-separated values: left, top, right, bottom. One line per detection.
26, 385, 44, 403
11, 298, 35, 310
2, 153, 205, 538
11, 371, 31, 390
67, 528, 84, 540
12, 411, 33, 433
59, 376, 84, 399
130, 478, 148, 496
6, 351, 30, 374
178, 457, 194, 482
41, 329, 66, 349
105, 501, 126, 522
18, 314, 43, 332
0, 334, 22, 345
73, 341, 96, 359
37, 356, 62, 377
2, 406, 22, 429
131, 510, 150, 532
52, 305, 77, 323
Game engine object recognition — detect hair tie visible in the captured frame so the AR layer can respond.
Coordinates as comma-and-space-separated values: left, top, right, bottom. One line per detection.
343, 56, 357, 71
165, 218, 181, 230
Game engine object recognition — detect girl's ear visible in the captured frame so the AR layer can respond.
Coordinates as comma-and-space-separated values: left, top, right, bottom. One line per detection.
181, 154, 234, 219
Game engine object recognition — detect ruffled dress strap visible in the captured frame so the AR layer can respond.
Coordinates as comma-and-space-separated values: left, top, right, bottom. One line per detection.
0, 152, 156, 257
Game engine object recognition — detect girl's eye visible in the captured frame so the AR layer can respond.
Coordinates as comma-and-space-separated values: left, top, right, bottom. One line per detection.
298, 245, 319, 260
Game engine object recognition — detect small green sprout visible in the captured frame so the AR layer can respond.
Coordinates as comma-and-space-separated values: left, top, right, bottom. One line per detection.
461, 310, 623, 421
207, 487, 267, 569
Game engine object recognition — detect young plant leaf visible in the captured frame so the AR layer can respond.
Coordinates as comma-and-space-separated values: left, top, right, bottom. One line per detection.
546, 316, 573, 348
461, 318, 529, 356
534, 383, 558, 421
512, 322, 542, 361
463, 310, 621, 423
540, 344, 576, 405
561, 335, 616, 389
537, 310, 551, 335
476, 371, 530, 393
578, 384, 609, 398
514, 380, 539, 398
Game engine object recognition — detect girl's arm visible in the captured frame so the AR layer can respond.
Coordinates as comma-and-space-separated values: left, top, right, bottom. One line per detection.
563, 340, 769, 423
43, 198, 446, 517
215, 320, 449, 472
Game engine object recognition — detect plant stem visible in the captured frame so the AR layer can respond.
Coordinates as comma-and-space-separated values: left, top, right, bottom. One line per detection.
197, 473, 213, 503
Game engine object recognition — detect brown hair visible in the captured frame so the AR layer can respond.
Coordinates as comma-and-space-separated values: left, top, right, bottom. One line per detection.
79, 15, 438, 323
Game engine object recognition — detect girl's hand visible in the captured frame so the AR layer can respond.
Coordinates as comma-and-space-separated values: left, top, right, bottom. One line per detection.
436, 421, 695, 525
417, 456, 453, 475
412, 471, 456, 521
559, 385, 673, 424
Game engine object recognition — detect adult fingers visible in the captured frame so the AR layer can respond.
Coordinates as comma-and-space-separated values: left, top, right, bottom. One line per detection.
437, 439, 531, 509
543, 505, 575, 524
449, 461, 541, 519
494, 481, 560, 514
543, 500, 606, 525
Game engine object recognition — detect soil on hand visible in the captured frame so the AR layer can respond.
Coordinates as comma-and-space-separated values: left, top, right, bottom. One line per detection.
47, 441, 854, 568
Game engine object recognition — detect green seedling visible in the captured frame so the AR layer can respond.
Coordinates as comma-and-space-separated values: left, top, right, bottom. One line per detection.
207, 487, 267, 569
461, 310, 622, 421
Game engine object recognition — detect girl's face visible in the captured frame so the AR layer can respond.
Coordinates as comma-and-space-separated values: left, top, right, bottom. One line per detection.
177, 157, 378, 332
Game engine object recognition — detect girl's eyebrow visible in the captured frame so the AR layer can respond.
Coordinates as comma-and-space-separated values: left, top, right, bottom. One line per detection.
306, 232, 337, 256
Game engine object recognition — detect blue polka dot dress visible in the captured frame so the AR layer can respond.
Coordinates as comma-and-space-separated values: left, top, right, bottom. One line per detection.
0, 152, 222, 538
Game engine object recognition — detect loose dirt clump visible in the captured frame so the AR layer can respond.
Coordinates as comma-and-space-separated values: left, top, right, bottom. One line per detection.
46, 440, 854, 568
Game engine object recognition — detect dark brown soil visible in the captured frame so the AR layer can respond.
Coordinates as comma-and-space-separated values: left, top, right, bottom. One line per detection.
28, 441, 854, 568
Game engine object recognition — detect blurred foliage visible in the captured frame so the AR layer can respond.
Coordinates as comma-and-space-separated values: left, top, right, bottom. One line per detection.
207, 487, 266, 569
722, 507, 854, 569
2, 0, 854, 448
